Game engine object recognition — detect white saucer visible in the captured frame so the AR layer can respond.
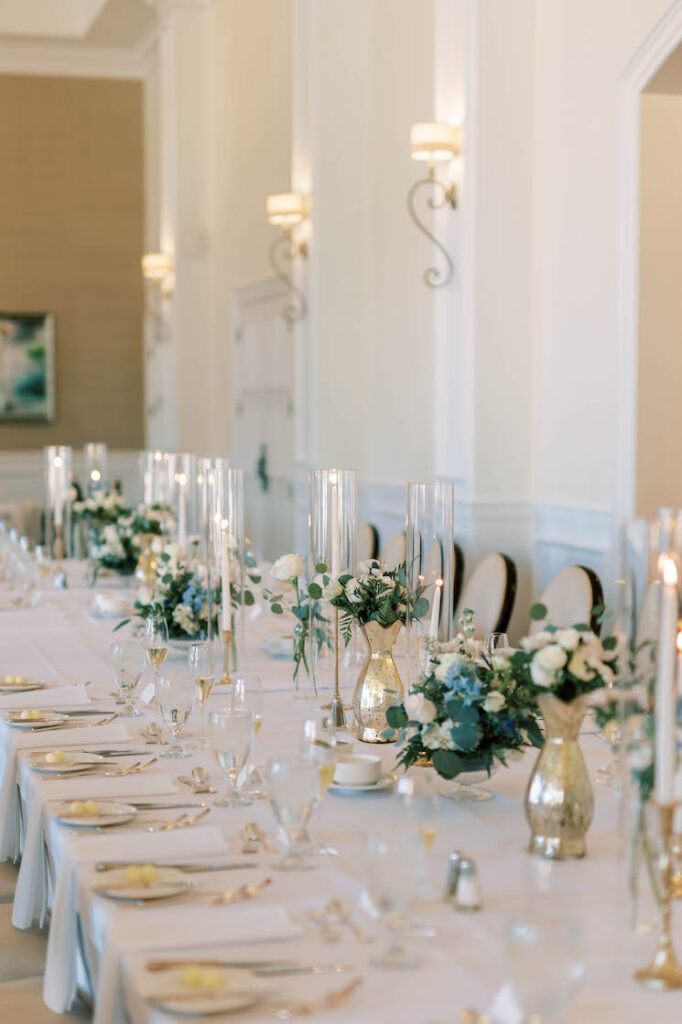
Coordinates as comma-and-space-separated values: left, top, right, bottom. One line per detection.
328, 771, 397, 794
0, 679, 48, 694
55, 801, 137, 828
4, 711, 68, 729
30, 751, 106, 774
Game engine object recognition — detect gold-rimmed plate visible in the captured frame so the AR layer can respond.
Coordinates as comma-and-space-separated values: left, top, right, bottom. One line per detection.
143, 967, 265, 1016
55, 801, 137, 828
93, 866, 192, 902
4, 710, 68, 729
0, 678, 48, 694
30, 751, 106, 774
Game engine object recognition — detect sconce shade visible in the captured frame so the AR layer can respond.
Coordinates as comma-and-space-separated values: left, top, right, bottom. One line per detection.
142, 252, 174, 281
266, 192, 306, 227
410, 122, 460, 163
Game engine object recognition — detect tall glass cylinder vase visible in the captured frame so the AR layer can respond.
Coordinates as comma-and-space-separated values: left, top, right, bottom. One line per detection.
84, 443, 108, 495
213, 461, 245, 670
308, 469, 357, 705
406, 481, 455, 685
198, 458, 218, 643
44, 446, 73, 559
141, 450, 163, 505
172, 453, 197, 554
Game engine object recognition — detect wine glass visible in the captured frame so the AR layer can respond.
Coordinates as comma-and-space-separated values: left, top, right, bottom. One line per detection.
265, 755, 319, 871
366, 831, 423, 969
110, 640, 146, 717
301, 713, 338, 855
145, 614, 169, 684
189, 641, 215, 750
155, 671, 194, 759
208, 708, 254, 807
231, 674, 264, 795
505, 916, 585, 1022
484, 632, 510, 657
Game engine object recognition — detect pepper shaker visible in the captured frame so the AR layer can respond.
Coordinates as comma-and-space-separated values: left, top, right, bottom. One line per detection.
444, 849, 463, 901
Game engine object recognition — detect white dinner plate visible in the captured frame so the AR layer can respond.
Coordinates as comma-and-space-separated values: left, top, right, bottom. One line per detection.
93, 866, 191, 902
328, 771, 397, 794
55, 801, 137, 828
145, 968, 265, 1017
0, 678, 48, 694
4, 711, 68, 730
30, 751, 106, 774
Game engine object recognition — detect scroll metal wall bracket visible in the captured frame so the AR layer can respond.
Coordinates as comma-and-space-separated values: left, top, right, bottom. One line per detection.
407, 163, 457, 289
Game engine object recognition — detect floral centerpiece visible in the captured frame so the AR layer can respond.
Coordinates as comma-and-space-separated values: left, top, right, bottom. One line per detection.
87, 502, 174, 579
511, 603, 619, 859
384, 609, 543, 781
73, 489, 127, 529
265, 554, 331, 691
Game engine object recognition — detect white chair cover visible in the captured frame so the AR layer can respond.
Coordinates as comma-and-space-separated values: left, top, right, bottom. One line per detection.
380, 530, 406, 570
455, 553, 516, 637
357, 522, 379, 564
530, 565, 603, 634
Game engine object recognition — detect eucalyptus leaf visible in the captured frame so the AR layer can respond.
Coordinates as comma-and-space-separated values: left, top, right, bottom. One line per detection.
271, 603, 283, 615
386, 705, 408, 729
530, 603, 548, 622
432, 749, 463, 780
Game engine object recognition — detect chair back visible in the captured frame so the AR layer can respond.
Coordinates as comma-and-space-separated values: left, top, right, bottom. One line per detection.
380, 530, 406, 570
455, 553, 517, 637
531, 565, 604, 635
357, 523, 379, 564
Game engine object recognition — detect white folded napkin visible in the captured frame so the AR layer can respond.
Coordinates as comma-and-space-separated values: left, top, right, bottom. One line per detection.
98, 903, 299, 1024
43, 825, 228, 1016
13, 771, 179, 930
0, 721, 128, 861
0, 683, 89, 710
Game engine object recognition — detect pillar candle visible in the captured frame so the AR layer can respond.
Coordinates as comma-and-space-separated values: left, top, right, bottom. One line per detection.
430, 578, 443, 641
330, 472, 341, 575
221, 519, 231, 632
177, 473, 187, 552
655, 556, 678, 805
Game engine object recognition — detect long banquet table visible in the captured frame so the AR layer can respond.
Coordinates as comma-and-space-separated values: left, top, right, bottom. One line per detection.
1, 569, 681, 1024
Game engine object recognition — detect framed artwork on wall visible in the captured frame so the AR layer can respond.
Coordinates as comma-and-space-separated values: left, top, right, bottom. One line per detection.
0, 312, 55, 422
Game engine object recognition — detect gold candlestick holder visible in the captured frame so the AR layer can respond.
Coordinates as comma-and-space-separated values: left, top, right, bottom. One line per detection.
635, 801, 682, 989
322, 608, 349, 728
52, 523, 65, 560
220, 629, 234, 686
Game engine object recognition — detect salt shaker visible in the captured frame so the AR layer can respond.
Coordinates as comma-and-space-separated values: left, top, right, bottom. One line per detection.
444, 849, 463, 901
454, 857, 483, 911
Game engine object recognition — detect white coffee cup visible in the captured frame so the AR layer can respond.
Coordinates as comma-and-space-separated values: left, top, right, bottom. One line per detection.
333, 753, 382, 786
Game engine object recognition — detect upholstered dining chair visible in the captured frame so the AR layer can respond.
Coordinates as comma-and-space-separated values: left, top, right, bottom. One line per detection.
357, 522, 380, 564
530, 565, 604, 635
380, 529, 406, 570
452, 542, 465, 619
454, 553, 517, 637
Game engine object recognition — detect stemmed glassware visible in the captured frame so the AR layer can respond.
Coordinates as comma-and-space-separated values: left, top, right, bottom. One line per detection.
189, 641, 215, 750
110, 640, 146, 717
208, 708, 254, 807
505, 915, 585, 1022
231, 674, 264, 795
155, 671, 195, 759
145, 614, 168, 685
265, 755, 319, 871
366, 831, 423, 969
484, 632, 510, 657
301, 713, 338, 855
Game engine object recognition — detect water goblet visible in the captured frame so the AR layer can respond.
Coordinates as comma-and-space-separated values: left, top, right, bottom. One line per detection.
208, 708, 254, 807
155, 671, 194, 759
189, 641, 215, 750
484, 632, 511, 657
366, 831, 423, 969
265, 755, 319, 871
110, 639, 146, 717
505, 915, 585, 1022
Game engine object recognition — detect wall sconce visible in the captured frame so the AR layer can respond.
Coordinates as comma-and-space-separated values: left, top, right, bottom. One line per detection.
408, 122, 460, 288
141, 252, 174, 349
266, 193, 308, 327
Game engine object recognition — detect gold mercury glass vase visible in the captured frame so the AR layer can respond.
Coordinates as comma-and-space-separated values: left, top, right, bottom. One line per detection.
134, 533, 157, 588
524, 692, 594, 859
353, 620, 404, 743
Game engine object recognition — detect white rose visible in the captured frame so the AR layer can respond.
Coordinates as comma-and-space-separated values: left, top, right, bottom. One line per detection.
379, 575, 394, 589
423, 720, 456, 751
567, 649, 595, 682
521, 631, 553, 651
483, 691, 506, 713
271, 553, 304, 582
535, 643, 568, 672
322, 579, 343, 600
358, 559, 383, 576
165, 542, 182, 559
556, 628, 580, 651
151, 537, 164, 554
491, 653, 510, 671
530, 660, 552, 687
136, 587, 153, 605
405, 692, 437, 724
344, 578, 362, 603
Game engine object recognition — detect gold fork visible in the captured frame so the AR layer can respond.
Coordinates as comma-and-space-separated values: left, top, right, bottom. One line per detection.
273, 977, 362, 1019
206, 877, 272, 906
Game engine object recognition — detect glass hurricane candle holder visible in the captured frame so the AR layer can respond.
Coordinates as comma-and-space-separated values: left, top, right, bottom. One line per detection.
172, 452, 197, 554
44, 445, 73, 560
83, 442, 108, 496
406, 481, 454, 685
308, 468, 357, 702
213, 461, 245, 665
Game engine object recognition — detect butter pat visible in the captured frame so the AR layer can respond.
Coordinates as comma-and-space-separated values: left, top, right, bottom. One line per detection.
124, 864, 158, 887
45, 751, 66, 764
20, 710, 42, 720
179, 966, 225, 993
68, 800, 99, 817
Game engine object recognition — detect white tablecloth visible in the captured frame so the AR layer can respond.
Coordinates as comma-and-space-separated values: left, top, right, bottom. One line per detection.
0, 580, 680, 1023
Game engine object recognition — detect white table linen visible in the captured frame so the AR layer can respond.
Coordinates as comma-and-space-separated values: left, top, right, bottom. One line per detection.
0, 683, 90, 709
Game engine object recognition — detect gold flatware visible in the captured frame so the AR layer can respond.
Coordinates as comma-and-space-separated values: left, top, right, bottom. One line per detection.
180, 807, 211, 829
133, 756, 158, 775
240, 821, 271, 853
147, 814, 188, 833
145, 958, 301, 973
273, 977, 362, 1019
206, 876, 271, 906
103, 761, 141, 777
306, 909, 341, 943
325, 898, 371, 943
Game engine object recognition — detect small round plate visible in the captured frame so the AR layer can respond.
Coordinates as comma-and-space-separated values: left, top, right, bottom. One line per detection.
93, 866, 191, 901
4, 711, 68, 729
30, 751, 105, 774
0, 678, 48, 694
146, 968, 265, 1017
55, 801, 137, 828
328, 771, 397, 794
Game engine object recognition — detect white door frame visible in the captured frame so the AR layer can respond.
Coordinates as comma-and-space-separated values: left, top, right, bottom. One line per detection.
617, 0, 682, 518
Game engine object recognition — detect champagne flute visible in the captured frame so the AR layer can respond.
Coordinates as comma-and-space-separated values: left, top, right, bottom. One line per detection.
189, 641, 215, 750
208, 708, 254, 807
265, 755, 319, 871
110, 640, 146, 717
155, 671, 194, 759
301, 713, 338, 856
231, 674, 264, 733
145, 614, 169, 685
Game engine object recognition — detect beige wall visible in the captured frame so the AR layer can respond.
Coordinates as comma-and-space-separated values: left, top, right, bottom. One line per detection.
0, 73, 144, 450
636, 92, 682, 517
